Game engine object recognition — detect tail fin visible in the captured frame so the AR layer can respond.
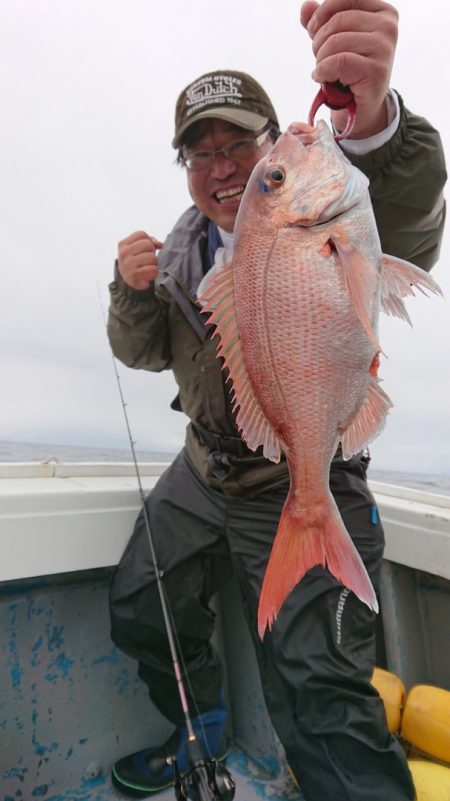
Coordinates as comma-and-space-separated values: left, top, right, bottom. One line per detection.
257, 492, 378, 639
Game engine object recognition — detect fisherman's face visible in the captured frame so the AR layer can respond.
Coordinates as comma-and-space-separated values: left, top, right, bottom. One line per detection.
183, 119, 273, 233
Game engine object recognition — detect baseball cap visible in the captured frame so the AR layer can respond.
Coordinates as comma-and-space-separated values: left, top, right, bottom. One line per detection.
172, 69, 279, 148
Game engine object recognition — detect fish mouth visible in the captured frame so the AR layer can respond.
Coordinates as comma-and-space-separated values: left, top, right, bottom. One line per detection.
214, 185, 246, 204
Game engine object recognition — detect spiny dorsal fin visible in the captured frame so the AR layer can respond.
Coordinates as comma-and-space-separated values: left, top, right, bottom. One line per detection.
198, 260, 283, 462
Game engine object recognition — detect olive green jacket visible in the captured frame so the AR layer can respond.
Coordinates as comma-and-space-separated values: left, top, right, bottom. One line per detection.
107, 96, 446, 496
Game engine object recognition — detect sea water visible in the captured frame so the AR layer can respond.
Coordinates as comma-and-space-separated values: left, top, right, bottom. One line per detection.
0, 439, 449, 497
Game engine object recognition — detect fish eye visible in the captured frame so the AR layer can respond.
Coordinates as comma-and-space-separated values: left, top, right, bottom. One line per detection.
263, 166, 286, 189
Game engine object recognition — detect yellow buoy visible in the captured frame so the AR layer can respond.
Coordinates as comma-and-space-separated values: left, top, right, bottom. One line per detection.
408, 760, 450, 801
371, 666, 406, 734
402, 685, 450, 764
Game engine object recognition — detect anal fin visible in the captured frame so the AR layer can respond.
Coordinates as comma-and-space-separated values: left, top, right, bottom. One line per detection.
340, 376, 392, 460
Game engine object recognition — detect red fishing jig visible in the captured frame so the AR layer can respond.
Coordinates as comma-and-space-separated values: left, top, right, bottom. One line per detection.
308, 81, 356, 140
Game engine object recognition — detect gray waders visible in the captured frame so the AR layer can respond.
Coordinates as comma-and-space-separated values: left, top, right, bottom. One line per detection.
110, 448, 415, 801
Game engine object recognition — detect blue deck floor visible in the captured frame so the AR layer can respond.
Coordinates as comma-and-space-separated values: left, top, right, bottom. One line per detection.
26, 749, 304, 801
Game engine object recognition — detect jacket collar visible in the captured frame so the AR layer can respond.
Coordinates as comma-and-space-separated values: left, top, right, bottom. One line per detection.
157, 206, 210, 340
157, 206, 208, 300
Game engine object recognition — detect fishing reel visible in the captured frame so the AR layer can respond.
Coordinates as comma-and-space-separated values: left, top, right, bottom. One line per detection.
173, 756, 235, 801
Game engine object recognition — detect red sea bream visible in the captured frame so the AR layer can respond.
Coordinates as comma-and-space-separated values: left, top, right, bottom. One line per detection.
199, 121, 442, 639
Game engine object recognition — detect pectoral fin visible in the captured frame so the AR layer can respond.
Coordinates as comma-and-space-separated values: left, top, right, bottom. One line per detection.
380, 254, 443, 325
331, 236, 380, 350
198, 261, 283, 462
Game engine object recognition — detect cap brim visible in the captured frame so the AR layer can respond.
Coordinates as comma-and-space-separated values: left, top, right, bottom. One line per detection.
172, 108, 269, 148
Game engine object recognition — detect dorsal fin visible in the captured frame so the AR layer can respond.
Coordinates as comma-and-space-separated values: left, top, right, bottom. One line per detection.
198, 261, 283, 462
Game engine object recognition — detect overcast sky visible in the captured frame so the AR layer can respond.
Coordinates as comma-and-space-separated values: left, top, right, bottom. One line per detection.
1, 0, 449, 474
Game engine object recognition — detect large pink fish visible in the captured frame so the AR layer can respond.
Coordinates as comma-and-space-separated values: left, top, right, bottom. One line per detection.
199, 121, 442, 639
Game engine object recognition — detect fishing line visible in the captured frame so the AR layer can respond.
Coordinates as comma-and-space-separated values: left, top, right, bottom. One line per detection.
97, 283, 235, 801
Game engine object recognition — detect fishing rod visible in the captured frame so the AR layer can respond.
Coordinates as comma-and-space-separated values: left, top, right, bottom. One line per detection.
98, 288, 235, 801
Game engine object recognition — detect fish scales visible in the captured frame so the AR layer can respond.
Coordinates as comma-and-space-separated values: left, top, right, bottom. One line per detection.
199, 120, 442, 638
234, 234, 373, 466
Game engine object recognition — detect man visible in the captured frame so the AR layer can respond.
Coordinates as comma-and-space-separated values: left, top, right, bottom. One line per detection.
107, 1, 446, 798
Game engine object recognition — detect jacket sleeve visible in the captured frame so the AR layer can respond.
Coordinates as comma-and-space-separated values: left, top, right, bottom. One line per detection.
107, 261, 171, 371
347, 93, 447, 272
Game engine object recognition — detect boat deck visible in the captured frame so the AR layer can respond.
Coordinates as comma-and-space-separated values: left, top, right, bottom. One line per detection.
28, 749, 303, 801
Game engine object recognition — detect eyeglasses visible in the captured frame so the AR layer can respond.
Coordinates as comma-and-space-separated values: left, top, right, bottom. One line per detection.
181, 130, 271, 171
